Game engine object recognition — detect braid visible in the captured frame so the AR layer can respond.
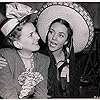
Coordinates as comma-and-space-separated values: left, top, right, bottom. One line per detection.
63, 36, 73, 65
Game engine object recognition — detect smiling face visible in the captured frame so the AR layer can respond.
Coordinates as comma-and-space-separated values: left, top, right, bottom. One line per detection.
48, 22, 68, 52
18, 22, 40, 52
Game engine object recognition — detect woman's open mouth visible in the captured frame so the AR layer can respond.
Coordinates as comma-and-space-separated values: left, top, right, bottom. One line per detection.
50, 41, 57, 47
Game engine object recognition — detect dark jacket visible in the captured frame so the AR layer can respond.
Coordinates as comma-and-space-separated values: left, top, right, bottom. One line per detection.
0, 48, 50, 99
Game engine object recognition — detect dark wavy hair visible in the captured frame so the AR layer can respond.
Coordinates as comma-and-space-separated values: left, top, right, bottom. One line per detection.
47, 18, 76, 97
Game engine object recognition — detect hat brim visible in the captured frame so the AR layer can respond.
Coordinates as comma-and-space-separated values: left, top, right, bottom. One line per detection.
37, 2, 94, 53
1, 14, 31, 37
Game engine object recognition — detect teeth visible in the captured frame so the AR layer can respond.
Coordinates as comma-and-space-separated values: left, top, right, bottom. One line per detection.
35, 42, 38, 44
50, 41, 57, 47
33, 41, 38, 45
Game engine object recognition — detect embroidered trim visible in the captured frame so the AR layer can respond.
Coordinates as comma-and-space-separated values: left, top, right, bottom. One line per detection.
18, 55, 44, 98
18, 72, 44, 98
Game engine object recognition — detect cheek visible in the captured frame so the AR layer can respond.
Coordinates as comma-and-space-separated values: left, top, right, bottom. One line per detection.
26, 40, 32, 46
48, 34, 52, 40
58, 40, 66, 47
21, 39, 32, 46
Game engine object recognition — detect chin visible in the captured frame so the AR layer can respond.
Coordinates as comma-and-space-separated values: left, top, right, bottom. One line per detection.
49, 47, 57, 52
32, 46, 40, 51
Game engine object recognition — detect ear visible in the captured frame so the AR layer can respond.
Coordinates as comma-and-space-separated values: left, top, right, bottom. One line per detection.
13, 41, 23, 49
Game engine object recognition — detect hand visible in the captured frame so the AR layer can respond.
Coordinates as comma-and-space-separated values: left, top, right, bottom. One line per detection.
94, 96, 100, 98
47, 95, 51, 99
0, 57, 7, 69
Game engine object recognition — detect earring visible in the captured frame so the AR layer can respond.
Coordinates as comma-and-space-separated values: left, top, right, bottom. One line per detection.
67, 58, 70, 64
66, 47, 70, 53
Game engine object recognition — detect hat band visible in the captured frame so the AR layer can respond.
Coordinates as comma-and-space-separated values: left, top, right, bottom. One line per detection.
1, 19, 19, 36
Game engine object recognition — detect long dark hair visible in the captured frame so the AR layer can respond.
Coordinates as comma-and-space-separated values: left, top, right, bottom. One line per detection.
47, 18, 77, 98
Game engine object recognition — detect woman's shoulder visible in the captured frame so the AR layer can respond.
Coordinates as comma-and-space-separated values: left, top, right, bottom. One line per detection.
0, 48, 16, 53
33, 52, 50, 73
0, 48, 17, 58
35, 52, 50, 61
0, 47, 13, 51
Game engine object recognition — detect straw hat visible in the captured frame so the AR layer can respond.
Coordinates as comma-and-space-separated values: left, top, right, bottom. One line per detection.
0, 3, 37, 36
36, 2, 94, 53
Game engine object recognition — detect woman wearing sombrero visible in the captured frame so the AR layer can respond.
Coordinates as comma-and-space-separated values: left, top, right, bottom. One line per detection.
36, 2, 94, 98
0, 2, 94, 98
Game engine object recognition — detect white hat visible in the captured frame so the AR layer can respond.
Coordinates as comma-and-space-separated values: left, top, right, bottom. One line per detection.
1, 3, 37, 36
36, 2, 94, 53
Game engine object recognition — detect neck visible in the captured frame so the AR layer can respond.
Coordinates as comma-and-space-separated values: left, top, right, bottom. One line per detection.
18, 50, 33, 59
52, 48, 64, 62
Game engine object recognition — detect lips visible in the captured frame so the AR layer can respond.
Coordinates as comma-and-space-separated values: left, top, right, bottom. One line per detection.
49, 41, 57, 47
33, 41, 39, 45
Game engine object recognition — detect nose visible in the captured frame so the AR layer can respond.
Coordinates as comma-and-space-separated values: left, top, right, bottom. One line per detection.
33, 32, 40, 40
52, 34, 57, 40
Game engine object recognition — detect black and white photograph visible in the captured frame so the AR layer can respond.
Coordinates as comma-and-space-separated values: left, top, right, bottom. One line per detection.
0, 0, 100, 99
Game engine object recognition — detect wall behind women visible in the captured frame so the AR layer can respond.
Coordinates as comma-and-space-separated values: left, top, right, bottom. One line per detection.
0, 2, 6, 48
0, 2, 100, 48
0, 2, 100, 28
79, 2, 99, 29
23, 2, 100, 29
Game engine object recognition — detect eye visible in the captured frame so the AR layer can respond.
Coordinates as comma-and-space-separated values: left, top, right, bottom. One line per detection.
59, 33, 65, 38
30, 33, 33, 37
28, 32, 33, 37
49, 30, 54, 35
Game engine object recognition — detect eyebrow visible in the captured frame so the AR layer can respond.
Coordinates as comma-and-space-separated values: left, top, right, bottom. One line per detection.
27, 32, 33, 36
50, 27, 67, 37
50, 28, 66, 35
50, 28, 55, 32
28, 29, 37, 35
59, 32, 66, 35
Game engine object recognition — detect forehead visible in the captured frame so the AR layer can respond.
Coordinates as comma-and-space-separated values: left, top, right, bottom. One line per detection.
22, 22, 35, 30
20, 22, 36, 36
50, 22, 68, 32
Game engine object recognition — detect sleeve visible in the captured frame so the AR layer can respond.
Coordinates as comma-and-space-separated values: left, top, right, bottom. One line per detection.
0, 54, 18, 99
33, 56, 50, 99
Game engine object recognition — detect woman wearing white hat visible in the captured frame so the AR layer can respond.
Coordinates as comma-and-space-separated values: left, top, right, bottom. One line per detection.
0, 3, 50, 99
36, 2, 94, 98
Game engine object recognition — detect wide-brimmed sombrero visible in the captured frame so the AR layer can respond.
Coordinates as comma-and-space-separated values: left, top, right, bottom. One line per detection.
36, 2, 94, 53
